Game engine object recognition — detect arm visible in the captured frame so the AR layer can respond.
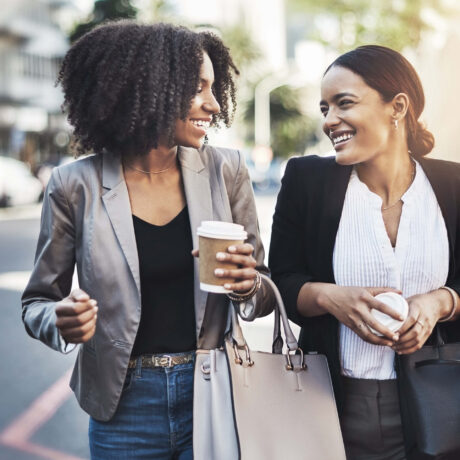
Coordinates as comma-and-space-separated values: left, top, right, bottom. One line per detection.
21, 168, 96, 352
215, 150, 275, 320
269, 158, 402, 346
269, 158, 314, 326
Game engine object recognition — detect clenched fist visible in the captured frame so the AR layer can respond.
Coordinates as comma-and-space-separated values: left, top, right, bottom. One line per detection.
55, 289, 98, 344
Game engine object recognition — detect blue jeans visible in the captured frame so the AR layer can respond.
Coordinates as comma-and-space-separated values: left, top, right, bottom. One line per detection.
89, 354, 194, 459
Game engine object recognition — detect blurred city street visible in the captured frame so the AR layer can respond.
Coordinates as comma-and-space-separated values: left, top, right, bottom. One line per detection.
0, 191, 286, 460
2, 0, 460, 458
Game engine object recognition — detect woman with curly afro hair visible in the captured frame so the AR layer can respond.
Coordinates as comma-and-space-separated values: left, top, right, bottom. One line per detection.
22, 20, 274, 459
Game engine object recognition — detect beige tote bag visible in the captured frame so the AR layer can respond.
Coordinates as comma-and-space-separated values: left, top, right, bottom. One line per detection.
193, 274, 346, 460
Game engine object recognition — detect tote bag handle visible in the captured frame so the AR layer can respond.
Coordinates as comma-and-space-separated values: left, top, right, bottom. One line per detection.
230, 274, 304, 370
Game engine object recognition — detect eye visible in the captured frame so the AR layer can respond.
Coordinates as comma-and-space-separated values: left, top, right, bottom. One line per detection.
320, 106, 328, 117
339, 99, 353, 107
196, 86, 203, 94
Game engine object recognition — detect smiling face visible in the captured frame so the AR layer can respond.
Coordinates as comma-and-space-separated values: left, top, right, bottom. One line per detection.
173, 52, 220, 149
320, 66, 395, 165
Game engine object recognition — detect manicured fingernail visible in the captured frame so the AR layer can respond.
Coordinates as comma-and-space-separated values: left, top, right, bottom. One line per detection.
214, 268, 224, 276
224, 284, 232, 289
228, 246, 236, 252
216, 252, 226, 260
392, 334, 399, 341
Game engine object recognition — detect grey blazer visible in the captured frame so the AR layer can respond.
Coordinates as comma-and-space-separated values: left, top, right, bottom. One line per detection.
22, 145, 274, 421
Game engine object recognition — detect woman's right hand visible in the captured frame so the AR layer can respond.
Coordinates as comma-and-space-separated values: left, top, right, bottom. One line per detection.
55, 289, 98, 344
315, 284, 403, 346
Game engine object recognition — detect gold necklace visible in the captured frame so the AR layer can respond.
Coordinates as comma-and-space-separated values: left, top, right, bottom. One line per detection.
125, 160, 176, 175
382, 160, 416, 211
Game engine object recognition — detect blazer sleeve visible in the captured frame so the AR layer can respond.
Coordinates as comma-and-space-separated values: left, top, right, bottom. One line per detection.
269, 158, 314, 326
21, 167, 76, 353
447, 174, 460, 297
228, 150, 276, 321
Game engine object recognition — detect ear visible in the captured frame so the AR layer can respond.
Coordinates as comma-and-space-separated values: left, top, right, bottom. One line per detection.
391, 92, 409, 122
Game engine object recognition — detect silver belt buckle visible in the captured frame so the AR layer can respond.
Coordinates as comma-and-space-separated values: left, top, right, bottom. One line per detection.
157, 355, 173, 367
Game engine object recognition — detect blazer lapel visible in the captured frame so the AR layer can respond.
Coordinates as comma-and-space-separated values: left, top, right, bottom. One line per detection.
179, 146, 213, 337
317, 162, 353, 283
101, 152, 141, 294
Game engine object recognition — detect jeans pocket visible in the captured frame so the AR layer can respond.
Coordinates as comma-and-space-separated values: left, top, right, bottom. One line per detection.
122, 369, 134, 392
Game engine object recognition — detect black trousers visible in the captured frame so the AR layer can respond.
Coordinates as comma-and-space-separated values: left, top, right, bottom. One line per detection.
340, 377, 406, 460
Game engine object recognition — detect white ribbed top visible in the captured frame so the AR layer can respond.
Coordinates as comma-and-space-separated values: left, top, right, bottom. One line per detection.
333, 160, 449, 379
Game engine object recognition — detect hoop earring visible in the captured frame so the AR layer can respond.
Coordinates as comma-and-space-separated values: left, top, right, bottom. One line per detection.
394, 119, 398, 130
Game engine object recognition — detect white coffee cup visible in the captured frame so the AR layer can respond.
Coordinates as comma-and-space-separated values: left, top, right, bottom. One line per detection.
197, 221, 247, 293
370, 292, 408, 336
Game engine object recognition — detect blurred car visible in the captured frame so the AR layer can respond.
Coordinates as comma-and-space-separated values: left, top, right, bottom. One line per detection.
0, 156, 44, 207
245, 154, 284, 193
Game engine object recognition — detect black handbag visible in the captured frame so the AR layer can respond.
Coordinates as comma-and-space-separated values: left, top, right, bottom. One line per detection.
396, 327, 460, 459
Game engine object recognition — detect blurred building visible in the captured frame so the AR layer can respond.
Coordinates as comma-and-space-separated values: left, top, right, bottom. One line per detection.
180, 0, 286, 73
0, 0, 71, 167
414, 5, 460, 163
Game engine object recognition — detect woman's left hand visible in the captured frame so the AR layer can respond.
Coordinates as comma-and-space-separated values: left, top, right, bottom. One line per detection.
392, 292, 443, 354
192, 243, 257, 293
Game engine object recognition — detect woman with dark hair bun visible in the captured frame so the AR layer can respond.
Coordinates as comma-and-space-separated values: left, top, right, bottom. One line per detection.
270, 45, 460, 459
22, 20, 274, 459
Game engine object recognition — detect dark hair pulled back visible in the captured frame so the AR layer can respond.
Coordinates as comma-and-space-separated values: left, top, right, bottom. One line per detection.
325, 45, 434, 156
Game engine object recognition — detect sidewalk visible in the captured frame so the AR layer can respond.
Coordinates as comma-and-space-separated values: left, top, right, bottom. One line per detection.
0, 204, 42, 222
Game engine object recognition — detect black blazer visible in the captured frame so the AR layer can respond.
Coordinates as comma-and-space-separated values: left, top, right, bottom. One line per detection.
269, 154, 460, 411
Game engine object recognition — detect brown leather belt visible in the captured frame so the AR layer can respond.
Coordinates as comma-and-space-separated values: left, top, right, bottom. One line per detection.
128, 352, 195, 369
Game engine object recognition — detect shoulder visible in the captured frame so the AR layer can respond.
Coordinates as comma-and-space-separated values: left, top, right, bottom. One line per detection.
53, 154, 100, 182
49, 155, 101, 195
199, 145, 242, 171
418, 156, 460, 188
283, 154, 345, 185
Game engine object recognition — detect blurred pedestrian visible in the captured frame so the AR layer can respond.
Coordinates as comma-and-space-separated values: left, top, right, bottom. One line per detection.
22, 20, 274, 460
269, 45, 460, 459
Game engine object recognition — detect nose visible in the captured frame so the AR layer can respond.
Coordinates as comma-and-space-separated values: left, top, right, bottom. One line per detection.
203, 92, 220, 115
322, 107, 340, 136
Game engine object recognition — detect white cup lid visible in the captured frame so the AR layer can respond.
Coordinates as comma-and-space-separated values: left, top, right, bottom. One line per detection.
197, 221, 247, 240
370, 292, 408, 335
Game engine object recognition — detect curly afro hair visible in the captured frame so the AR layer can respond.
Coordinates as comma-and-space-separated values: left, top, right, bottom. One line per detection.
57, 20, 239, 157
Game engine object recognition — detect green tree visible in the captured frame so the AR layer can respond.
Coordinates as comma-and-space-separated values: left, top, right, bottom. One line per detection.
243, 84, 317, 158
217, 25, 314, 158
288, 0, 449, 51
220, 25, 263, 78
70, 0, 138, 43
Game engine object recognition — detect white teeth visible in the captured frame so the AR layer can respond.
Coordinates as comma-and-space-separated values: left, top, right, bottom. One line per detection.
332, 132, 354, 145
191, 120, 210, 129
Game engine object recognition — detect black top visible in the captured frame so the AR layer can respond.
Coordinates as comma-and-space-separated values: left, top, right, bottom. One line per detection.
131, 206, 196, 356
269, 155, 460, 412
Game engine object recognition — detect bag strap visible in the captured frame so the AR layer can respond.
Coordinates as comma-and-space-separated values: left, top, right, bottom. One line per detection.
260, 274, 299, 352
230, 274, 299, 353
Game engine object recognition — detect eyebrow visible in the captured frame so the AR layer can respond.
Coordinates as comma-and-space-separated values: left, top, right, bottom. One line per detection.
320, 92, 357, 106
199, 77, 214, 85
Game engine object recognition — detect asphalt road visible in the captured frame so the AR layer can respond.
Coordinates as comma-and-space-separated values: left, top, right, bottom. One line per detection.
0, 191, 293, 460
0, 213, 90, 460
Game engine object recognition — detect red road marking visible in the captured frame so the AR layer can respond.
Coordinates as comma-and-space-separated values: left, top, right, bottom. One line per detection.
0, 368, 86, 460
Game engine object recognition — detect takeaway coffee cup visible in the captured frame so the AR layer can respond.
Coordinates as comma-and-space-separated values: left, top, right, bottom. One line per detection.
197, 221, 247, 293
370, 292, 409, 336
